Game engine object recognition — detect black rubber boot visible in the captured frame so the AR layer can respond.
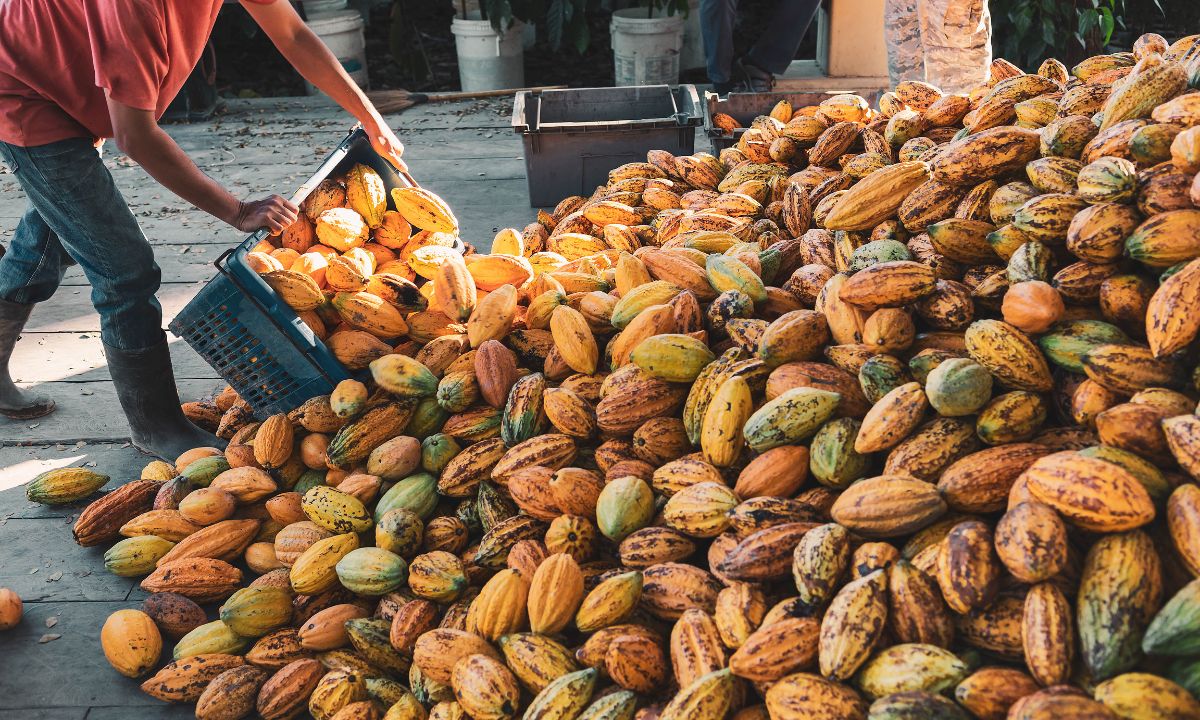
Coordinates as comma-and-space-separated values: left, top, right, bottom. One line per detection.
0, 298, 55, 420
105, 336, 224, 462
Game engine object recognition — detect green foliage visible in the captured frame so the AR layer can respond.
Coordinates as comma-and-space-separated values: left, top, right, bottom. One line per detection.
632, 0, 690, 17
477, 0, 691, 54
484, 0, 596, 53
990, 0, 1163, 69
475, 0, 516, 32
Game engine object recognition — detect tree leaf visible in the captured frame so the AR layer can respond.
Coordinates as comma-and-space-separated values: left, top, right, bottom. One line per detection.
1041, 16, 1056, 48
568, 0, 590, 54
545, 0, 566, 51
1078, 9, 1097, 38
1011, 7, 1032, 36
1099, 7, 1115, 43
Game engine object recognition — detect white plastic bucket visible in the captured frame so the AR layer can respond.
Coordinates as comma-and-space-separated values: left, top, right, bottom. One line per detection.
610, 8, 684, 87
305, 10, 368, 95
451, 17, 526, 92
303, 0, 348, 16
680, 0, 705, 71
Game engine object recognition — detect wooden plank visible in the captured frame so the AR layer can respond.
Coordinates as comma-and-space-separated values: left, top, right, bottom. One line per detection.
0, 443, 148, 519
0, 449, 136, 520
0, 600, 187, 711
0, 709, 88, 720
0, 378, 225, 444
165, 130, 526, 164
1, 171, 531, 222
11, 334, 215, 384
22, 282, 203, 334
210, 94, 516, 128
61, 246, 226, 286
0, 519, 137, 603
85, 707, 192, 720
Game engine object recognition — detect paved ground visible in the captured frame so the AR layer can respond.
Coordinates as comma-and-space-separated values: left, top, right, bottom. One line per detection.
0, 95, 544, 718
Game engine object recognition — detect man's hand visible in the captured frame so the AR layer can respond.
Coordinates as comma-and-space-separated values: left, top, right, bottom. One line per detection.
364, 115, 407, 173
231, 195, 299, 235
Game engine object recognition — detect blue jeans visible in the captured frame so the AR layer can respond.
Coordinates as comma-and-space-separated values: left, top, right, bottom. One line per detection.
700, 0, 821, 84
0, 138, 164, 350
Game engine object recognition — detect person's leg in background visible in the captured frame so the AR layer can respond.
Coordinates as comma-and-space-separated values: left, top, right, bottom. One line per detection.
884, 0, 928, 87
0, 145, 71, 418
919, 0, 991, 93
0, 138, 219, 458
740, 0, 822, 89
700, 0, 739, 93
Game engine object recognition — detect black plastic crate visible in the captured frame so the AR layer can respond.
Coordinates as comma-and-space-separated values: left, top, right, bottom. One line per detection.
704, 89, 885, 153
169, 128, 459, 418
512, 85, 703, 207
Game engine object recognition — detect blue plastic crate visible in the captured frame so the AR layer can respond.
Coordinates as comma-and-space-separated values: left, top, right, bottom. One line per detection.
169, 266, 345, 417
169, 128, 457, 417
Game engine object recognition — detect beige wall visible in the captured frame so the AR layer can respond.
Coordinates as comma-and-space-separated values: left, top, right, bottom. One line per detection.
818, 0, 889, 77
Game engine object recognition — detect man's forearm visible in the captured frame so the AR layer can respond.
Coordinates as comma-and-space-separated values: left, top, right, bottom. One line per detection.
241, 1, 405, 170
277, 27, 379, 125
120, 127, 241, 225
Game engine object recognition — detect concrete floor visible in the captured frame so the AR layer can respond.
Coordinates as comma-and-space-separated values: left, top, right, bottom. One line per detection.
0, 95, 542, 718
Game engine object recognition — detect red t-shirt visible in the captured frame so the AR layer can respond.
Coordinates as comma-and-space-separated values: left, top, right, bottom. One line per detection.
0, 0, 274, 147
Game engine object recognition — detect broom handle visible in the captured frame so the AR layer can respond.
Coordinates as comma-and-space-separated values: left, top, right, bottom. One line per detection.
421, 84, 567, 101
368, 85, 567, 106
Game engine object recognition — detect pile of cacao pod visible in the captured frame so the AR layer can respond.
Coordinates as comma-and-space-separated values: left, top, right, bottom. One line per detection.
25, 32, 1200, 720
232, 163, 464, 377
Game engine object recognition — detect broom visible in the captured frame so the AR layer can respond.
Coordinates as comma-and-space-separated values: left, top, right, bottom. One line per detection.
367, 85, 567, 115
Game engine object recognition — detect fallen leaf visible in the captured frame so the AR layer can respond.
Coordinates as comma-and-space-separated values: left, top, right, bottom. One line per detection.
38, 634, 62, 644
45, 617, 58, 628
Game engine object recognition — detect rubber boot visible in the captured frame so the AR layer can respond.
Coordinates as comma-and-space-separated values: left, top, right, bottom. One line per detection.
0, 299, 55, 420
104, 337, 224, 461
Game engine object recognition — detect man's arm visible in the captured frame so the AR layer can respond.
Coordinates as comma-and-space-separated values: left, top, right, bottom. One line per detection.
241, 0, 407, 171
106, 99, 298, 233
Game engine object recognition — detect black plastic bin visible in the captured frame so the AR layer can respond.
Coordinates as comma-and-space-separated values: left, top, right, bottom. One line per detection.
512, 85, 703, 207
169, 128, 460, 418
704, 89, 884, 153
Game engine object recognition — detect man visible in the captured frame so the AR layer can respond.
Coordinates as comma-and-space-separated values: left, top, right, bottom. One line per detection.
0, 0, 407, 460
884, 0, 992, 94
700, 0, 821, 93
